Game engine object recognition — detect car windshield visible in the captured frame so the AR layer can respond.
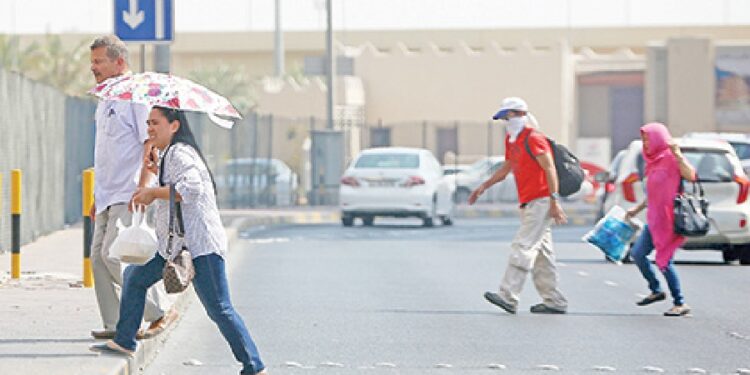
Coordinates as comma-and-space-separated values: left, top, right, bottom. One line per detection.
355, 154, 420, 169
683, 150, 734, 182
729, 142, 750, 160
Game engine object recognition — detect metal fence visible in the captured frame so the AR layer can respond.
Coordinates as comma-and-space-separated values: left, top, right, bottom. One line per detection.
0, 68, 517, 250
0, 69, 68, 251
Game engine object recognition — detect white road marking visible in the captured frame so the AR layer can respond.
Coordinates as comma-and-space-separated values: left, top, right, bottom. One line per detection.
375, 362, 397, 368
642, 366, 665, 373
686, 368, 707, 374
593, 365, 617, 372
604, 280, 619, 287
487, 363, 507, 369
536, 364, 561, 371
320, 361, 345, 368
577, 271, 589, 277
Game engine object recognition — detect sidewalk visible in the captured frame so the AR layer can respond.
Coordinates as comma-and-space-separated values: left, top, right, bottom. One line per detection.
0, 209, 338, 375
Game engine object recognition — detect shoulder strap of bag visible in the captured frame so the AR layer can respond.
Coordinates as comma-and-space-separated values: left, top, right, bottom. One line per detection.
158, 144, 174, 187
523, 129, 551, 166
167, 184, 176, 257
523, 129, 536, 162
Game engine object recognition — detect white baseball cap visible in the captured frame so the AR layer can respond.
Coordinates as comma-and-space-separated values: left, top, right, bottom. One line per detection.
492, 97, 528, 120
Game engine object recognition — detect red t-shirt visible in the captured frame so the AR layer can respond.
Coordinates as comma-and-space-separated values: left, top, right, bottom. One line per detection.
505, 127, 552, 204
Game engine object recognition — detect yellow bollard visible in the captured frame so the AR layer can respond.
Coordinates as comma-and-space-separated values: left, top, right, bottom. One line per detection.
11, 170, 21, 279
82, 168, 95, 288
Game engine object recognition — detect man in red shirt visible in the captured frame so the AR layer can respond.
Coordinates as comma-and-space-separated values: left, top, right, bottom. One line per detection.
469, 97, 568, 314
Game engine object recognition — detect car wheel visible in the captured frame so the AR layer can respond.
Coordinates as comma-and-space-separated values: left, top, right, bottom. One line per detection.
341, 216, 354, 227
423, 197, 437, 227
722, 246, 740, 263
362, 216, 374, 226
454, 187, 471, 203
740, 245, 750, 265
440, 215, 453, 226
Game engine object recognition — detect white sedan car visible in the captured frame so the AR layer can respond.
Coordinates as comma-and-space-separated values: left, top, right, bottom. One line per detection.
339, 147, 456, 227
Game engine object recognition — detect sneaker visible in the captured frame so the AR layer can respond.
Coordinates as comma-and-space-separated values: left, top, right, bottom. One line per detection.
636, 292, 666, 306
664, 304, 691, 317
483, 292, 516, 314
89, 340, 135, 357
529, 303, 567, 314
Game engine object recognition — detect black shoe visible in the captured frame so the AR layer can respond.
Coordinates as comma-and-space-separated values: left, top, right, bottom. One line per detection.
483, 292, 516, 314
636, 292, 666, 306
529, 303, 567, 314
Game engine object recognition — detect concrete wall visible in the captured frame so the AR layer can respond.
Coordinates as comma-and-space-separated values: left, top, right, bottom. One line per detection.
355, 41, 575, 147
666, 38, 716, 136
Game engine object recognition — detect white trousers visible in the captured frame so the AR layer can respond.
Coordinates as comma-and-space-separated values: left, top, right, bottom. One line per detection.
498, 197, 568, 309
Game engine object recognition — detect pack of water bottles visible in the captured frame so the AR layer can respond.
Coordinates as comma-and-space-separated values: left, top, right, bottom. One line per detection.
583, 206, 643, 262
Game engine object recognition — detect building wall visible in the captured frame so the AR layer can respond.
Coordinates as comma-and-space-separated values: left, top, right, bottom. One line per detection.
355, 41, 574, 147
666, 38, 716, 136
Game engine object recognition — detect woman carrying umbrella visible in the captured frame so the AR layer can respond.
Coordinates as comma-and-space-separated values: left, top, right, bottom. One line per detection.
90, 106, 266, 375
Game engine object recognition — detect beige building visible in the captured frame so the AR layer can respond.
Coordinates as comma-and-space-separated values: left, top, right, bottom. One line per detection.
24, 26, 750, 169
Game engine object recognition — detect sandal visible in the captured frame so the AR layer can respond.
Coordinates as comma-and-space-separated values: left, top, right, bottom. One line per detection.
89, 340, 135, 357
664, 304, 691, 317
636, 292, 666, 306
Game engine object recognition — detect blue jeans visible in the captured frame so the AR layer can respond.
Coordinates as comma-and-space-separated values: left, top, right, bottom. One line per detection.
630, 225, 684, 306
114, 253, 265, 374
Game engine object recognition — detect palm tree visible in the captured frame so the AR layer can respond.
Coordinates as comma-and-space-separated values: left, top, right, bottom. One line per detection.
0, 34, 91, 96
188, 64, 256, 115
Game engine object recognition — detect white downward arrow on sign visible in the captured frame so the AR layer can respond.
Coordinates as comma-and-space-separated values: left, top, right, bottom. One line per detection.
123, 0, 144, 29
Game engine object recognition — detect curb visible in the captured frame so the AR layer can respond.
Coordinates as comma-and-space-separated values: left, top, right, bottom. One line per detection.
107, 212, 339, 375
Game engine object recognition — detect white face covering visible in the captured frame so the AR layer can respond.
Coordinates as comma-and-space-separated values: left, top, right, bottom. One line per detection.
505, 116, 526, 142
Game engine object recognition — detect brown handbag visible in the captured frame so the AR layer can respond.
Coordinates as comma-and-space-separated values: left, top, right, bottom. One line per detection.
163, 184, 195, 294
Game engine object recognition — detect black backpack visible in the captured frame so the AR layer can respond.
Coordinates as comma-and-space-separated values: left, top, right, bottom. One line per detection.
523, 131, 585, 197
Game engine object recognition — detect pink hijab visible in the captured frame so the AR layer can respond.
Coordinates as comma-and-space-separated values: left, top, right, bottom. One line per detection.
641, 123, 686, 271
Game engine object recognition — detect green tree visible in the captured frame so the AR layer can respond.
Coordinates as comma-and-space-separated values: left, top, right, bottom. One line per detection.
0, 34, 91, 96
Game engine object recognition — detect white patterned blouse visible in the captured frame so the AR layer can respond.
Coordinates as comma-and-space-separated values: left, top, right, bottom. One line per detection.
155, 143, 227, 260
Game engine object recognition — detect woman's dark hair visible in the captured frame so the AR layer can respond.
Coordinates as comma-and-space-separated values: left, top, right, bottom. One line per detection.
155, 106, 216, 192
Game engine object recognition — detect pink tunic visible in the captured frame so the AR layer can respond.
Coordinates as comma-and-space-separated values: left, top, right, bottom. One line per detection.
641, 123, 694, 271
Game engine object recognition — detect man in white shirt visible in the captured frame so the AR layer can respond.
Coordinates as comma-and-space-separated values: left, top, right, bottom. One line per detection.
89, 35, 176, 339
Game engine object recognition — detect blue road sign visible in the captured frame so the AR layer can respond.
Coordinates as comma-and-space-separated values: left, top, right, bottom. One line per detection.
114, 0, 173, 43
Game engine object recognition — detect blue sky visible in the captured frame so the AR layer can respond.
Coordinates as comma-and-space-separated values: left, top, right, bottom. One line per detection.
2, 0, 749, 34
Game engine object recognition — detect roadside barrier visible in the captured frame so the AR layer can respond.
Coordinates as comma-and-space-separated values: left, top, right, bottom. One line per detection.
82, 168, 94, 288
11, 169, 21, 279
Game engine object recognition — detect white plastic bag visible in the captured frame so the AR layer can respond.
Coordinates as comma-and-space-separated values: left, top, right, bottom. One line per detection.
109, 206, 157, 265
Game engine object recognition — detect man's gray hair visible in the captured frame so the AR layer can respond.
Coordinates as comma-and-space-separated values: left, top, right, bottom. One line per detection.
90, 35, 129, 63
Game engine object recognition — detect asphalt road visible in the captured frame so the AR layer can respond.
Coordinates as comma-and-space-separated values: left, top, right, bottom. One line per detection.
145, 218, 750, 375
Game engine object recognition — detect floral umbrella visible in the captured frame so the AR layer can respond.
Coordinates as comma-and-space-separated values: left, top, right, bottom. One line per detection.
88, 72, 242, 128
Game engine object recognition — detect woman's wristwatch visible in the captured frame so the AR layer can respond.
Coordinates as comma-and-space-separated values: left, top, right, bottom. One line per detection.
550, 192, 561, 200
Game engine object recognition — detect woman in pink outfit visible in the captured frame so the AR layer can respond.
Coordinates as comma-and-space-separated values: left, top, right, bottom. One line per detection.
625, 123, 696, 317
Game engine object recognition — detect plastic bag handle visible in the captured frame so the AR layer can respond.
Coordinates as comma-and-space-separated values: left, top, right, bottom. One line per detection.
129, 202, 146, 226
